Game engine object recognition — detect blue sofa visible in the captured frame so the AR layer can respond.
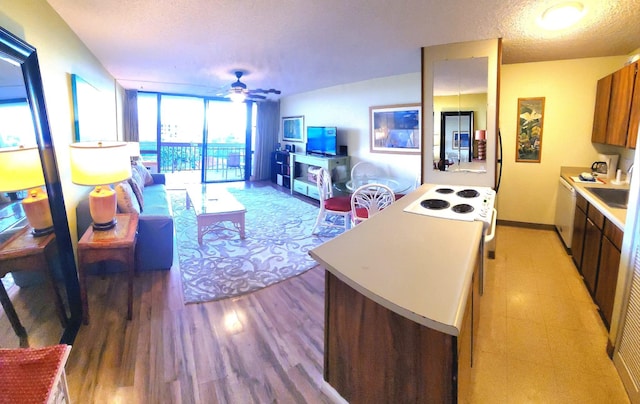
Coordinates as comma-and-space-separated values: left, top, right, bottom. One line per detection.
76, 173, 174, 272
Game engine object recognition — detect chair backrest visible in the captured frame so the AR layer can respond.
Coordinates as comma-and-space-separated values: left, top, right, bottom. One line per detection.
228, 153, 241, 167
316, 168, 334, 202
351, 183, 395, 223
350, 161, 384, 182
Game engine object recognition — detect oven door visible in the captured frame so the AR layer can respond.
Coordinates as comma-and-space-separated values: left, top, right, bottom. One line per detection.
479, 208, 497, 295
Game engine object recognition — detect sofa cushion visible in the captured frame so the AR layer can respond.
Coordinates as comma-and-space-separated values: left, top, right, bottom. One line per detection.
115, 181, 140, 214
142, 184, 171, 216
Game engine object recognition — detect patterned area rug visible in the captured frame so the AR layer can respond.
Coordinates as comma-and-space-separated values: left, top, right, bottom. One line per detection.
172, 185, 344, 304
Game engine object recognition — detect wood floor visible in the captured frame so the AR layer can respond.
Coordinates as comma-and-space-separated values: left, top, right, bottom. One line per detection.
64, 257, 331, 403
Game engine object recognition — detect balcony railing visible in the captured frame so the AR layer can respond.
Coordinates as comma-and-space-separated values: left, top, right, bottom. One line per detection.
142, 142, 246, 181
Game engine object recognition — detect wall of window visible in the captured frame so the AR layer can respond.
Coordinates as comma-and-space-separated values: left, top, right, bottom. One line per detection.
0, 100, 36, 148
137, 92, 255, 182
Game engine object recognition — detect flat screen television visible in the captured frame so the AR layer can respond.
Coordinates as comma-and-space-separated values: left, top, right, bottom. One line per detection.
306, 126, 337, 156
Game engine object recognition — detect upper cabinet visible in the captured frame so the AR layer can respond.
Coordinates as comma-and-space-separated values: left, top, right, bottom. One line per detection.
592, 62, 639, 149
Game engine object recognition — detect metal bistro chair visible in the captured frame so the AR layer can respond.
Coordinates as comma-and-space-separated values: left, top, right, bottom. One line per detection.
312, 168, 351, 234
225, 152, 243, 179
350, 183, 395, 226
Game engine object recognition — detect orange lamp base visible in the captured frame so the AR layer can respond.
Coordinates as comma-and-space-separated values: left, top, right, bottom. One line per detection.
89, 185, 118, 230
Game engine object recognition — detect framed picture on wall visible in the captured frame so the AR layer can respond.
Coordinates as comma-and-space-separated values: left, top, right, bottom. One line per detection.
516, 97, 545, 163
452, 131, 470, 149
71, 74, 113, 142
370, 104, 421, 154
282, 116, 305, 142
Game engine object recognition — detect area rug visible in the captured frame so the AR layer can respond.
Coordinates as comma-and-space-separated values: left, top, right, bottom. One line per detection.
172, 185, 344, 304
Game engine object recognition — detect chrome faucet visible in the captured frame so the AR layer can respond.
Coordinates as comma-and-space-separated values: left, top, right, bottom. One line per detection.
627, 164, 634, 184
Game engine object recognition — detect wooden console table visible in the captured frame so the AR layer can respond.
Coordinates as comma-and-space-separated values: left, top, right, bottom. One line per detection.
0, 226, 68, 347
77, 213, 138, 324
290, 153, 350, 200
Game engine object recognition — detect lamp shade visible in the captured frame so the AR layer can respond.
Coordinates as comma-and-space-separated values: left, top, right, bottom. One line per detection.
70, 141, 131, 185
126, 141, 140, 158
0, 145, 45, 192
0, 145, 53, 236
475, 130, 486, 140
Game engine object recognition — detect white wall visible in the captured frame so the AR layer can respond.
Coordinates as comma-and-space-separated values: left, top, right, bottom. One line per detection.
498, 56, 632, 224
280, 73, 421, 184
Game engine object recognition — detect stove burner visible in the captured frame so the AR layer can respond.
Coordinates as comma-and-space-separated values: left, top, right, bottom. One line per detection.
452, 204, 474, 214
420, 199, 450, 210
435, 188, 455, 194
456, 189, 480, 198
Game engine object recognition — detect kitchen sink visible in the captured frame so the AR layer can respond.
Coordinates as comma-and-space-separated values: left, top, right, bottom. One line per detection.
586, 187, 629, 209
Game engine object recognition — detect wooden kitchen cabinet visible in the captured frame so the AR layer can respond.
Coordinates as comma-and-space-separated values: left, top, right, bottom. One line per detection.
595, 220, 624, 329
591, 62, 639, 148
571, 190, 625, 330
581, 204, 604, 295
571, 193, 588, 269
628, 66, 640, 149
592, 74, 612, 144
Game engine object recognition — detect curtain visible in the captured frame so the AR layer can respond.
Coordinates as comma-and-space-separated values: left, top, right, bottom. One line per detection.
253, 100, 280, 181
123, 89, 139, 142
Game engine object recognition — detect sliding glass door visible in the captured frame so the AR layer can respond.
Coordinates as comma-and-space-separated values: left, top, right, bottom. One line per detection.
203, 100, 252, 183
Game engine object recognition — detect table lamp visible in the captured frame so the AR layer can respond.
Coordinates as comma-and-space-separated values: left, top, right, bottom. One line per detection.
475, 130, 486, 160
0, 145, 54, 236
70, 141, 131, 230
126, 141, 140, 162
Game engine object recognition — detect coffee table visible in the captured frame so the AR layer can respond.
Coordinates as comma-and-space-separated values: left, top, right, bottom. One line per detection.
185, 185, 246, 244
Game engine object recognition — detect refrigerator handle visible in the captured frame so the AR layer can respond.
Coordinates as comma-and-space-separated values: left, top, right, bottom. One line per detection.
495, 129, 503, 194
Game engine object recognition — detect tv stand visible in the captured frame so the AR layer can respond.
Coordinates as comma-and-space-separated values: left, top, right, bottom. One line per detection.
290, 153, 350, 200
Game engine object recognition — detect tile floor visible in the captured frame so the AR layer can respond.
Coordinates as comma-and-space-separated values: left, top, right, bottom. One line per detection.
463, 225, 630, 403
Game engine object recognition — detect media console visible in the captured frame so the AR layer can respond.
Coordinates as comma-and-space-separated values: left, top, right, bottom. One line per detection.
290, 153, 350, 200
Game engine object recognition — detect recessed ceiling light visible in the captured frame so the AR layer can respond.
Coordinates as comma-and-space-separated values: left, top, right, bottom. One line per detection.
537, 2, 586, 30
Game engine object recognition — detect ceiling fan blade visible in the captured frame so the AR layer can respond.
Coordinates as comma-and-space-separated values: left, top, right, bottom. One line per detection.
247, 94, 267, 100
250, 88, 281, 95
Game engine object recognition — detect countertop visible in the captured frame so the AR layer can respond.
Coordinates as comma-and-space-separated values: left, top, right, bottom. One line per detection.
309, 183, 484, 336
560, 166, 629, 230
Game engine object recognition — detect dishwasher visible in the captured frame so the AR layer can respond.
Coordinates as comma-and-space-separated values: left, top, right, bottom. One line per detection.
554, 177, 576, 250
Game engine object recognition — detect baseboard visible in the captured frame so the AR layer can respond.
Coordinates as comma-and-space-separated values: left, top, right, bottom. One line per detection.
497, 219, 555, 231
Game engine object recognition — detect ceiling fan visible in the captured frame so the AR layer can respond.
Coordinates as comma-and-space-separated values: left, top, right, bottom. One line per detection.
223, 71, 281, 102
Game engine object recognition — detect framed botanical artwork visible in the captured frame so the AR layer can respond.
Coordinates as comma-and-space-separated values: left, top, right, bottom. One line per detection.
516, 97, 545, 163
370, 104, 421, 154
282, 115, 305, 142
452, 131, 470, 149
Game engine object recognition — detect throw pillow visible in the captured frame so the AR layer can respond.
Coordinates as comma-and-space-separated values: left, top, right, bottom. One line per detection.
115, 181, 140, 214
128, 178, 144, 212
131, 167, 145, 192
133, 162, 154, 186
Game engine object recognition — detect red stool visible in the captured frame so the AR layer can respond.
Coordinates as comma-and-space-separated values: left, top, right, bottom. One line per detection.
0, 344, 71, 403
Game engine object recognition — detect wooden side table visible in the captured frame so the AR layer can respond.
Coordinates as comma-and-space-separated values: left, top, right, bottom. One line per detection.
77, 213, 138, 325
0, 226, 68, 347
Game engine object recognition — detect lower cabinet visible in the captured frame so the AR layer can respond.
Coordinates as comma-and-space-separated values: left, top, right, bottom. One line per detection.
582, 205, 605, 295
595, 221, 623, 328
571, 191, 624, 330
571, 193, 588, 269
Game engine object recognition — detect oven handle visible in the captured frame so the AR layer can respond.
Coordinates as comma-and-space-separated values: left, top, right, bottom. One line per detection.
484, 208, 497, 243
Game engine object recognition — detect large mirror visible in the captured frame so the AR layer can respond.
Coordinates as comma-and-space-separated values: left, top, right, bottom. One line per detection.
422, 39, 500, 188
0, 27, 81, 347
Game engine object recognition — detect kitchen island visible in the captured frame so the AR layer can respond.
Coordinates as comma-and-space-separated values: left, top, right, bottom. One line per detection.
309, 184, 484, 403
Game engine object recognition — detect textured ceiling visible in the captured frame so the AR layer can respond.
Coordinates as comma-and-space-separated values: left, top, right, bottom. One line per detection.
45, 0, 640, 99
